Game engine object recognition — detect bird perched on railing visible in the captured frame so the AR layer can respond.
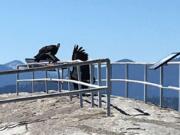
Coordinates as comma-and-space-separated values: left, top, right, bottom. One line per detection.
34, 43, 60, 63
70, 45, 91, 90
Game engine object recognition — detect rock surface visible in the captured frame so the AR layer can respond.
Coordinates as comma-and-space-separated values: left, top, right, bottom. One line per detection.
0, 94, 180, 135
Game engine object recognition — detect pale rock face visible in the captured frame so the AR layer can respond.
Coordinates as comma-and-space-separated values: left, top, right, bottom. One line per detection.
0, 93, 180, 135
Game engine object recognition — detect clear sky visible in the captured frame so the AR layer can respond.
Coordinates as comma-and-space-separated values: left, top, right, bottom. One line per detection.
0, 0, 180, 63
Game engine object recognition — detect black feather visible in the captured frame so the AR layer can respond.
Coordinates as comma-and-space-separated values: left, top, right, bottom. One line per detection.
72, 45, 88, 61
70, 45, 90, 90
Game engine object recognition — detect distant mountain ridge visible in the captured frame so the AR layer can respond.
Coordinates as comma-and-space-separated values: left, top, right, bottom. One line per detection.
116, 59, 134, 62
0, 60, 24, 71
4, 60, 24, 69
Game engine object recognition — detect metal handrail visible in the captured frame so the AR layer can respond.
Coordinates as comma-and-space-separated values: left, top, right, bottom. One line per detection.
0, 59, 109, 75
110, 62, 180, 111
17, 78, 102, 88
112, 61, 180, 65
101, 79, 180, 91
0, 58, 111, 116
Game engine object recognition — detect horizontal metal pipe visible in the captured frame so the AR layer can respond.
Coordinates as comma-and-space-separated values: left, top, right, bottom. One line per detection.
17, 78, 102, 88
112, 62, 153, 65
0, 59, 110, 75
0, 87, 108, 104
112, 61, 180, 65
106, 79, 180, 92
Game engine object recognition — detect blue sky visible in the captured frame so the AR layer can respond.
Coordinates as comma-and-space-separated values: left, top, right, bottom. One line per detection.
0, 0, 180, 63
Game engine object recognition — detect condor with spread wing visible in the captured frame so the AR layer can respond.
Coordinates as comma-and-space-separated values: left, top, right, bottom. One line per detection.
34, 43, 60, 63
70, 45, 90, 89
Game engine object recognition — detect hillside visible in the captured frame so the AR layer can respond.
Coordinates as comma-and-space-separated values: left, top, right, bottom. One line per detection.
0, 93, 179, 135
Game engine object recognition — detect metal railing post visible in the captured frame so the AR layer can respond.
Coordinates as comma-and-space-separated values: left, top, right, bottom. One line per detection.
67, 68, 71, 91
106, 60, 111, 116
45, 70, 48, 93
77, 65, 83, 108
98, 62, 102, 108
32, 71, 35, 93
61, 68, 64, 91
160, 66, 163, 107
90, 64, 94, 107
57, 68, 61, 92
144, 65, 147, 102
179, 64, 180, 112
68, 67, 72, 101
16, 66, 19, 96
125, 64, 128, 98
